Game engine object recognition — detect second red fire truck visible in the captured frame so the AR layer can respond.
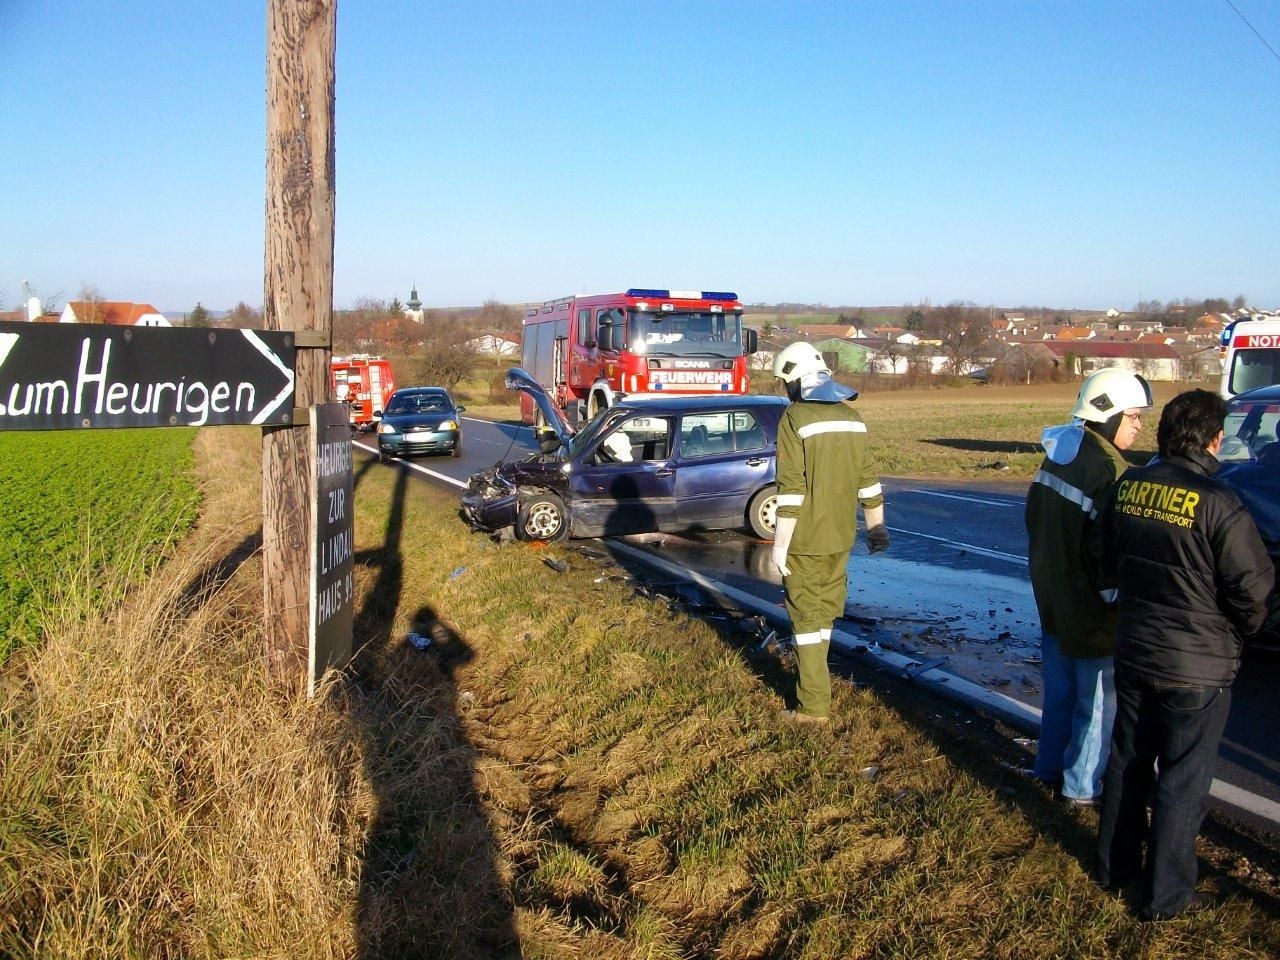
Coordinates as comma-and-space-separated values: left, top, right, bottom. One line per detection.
331, 354, 395, 429
519, 288, 758, 426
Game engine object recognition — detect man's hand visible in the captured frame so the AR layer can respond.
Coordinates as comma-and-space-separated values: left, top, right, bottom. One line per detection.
772, 516, 797, 577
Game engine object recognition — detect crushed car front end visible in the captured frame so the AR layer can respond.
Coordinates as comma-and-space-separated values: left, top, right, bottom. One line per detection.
461, 468, 519, 532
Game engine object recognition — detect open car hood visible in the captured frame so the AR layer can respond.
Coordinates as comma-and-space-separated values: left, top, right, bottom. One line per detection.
505, 367, 574, 448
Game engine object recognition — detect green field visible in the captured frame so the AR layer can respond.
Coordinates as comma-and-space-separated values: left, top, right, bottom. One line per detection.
0, 429, 201, 656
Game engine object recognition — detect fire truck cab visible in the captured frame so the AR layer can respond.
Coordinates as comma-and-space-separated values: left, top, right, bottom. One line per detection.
1220, 317, 1280, 399
331, 354, 395, 429
519, 288, 757, 426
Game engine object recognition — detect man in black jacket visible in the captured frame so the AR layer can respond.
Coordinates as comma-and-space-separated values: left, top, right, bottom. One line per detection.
1096, 389, 1273, 921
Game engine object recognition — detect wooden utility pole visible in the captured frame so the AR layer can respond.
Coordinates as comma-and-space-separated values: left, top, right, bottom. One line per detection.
262, 0, 336, 678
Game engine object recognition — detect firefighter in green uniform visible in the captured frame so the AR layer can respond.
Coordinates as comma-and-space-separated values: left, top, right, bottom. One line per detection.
771, 342, 889, 723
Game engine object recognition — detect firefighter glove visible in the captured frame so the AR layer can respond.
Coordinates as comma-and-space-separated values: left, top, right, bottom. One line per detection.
864, 504, 890, 554
772, 516, 797, 577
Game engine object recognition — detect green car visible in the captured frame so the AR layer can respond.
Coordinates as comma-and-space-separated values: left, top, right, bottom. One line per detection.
375, 387, 464, 461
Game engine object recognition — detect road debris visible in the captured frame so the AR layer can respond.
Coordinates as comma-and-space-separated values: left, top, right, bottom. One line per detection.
542, 557, 569, 573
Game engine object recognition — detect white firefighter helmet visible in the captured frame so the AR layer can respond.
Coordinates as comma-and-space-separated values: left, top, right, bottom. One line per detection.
1072, 368, 1154, 423
772, 341, 829, 383
772, 341, 857, 402
602, 431, 634, 462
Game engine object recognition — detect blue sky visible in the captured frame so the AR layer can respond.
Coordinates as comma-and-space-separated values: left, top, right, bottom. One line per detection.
2, 1, 1277, 313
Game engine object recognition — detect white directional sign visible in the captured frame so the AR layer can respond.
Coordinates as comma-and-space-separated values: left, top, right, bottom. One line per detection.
0, 321, 296, 431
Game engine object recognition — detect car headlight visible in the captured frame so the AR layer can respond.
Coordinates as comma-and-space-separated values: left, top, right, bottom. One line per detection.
438, 419, 458, 431
379, 423, 397, 435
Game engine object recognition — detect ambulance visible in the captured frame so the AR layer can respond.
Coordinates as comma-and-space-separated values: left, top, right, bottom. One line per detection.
1220, 316, 1280, 399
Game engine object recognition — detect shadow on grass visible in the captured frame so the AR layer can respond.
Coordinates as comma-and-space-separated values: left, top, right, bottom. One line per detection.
347, 463, 520, 959
925, 437, 1042, 456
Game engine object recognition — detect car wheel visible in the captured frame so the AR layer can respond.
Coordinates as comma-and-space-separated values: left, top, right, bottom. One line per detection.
747, 485, 779, 540
378, 447, 391, 464
516, 492, 569, 542
452, 437, 462, 458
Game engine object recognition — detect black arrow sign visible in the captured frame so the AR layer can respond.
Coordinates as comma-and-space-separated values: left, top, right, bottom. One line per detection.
0, 321, 296, 431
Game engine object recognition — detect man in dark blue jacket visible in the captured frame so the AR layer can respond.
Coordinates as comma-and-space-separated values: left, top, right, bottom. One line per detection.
1096, 389, 1273, 921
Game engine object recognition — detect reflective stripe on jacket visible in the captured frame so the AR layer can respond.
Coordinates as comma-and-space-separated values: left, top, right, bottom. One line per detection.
776, 399, 883, 555
1024, 428, 1129, 658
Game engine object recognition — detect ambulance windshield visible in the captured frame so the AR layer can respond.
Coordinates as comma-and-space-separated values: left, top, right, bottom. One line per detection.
628, 311, 743, 358
1228, 349, 1280, 397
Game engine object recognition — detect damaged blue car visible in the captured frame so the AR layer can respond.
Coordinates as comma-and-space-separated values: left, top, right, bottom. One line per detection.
461, 368, 786, 542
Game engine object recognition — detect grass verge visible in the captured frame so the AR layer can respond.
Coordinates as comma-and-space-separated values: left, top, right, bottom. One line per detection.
1, 427, 1275, 958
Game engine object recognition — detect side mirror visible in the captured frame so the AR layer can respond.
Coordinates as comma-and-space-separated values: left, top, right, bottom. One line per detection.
744, 328, 758, 355
456, 404, 466, 413
372, 410, 383, 420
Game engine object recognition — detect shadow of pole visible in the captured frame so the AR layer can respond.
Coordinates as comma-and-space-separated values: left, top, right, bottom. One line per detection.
346, 463, 520, 957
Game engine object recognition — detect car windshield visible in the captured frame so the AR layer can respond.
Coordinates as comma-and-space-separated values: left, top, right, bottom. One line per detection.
627, 311, 743, 359
566, 408, 628, 458
1218, 399, 1280, 465
386, 393, 448, 415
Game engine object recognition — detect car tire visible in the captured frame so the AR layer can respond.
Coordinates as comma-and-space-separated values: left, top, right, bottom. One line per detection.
516, 492, 569, 542
747, 485, 779, 541
452, 437, 462, 458
378, 447, 391, 464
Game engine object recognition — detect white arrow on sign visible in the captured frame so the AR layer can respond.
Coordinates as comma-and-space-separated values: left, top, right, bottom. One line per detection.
0, 333, 17, 373
242, 330, 297, 424
0, 333, 18, 414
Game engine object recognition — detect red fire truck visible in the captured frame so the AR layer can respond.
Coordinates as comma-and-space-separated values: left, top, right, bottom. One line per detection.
518, 288, 758, 426
331, 355, 395, 429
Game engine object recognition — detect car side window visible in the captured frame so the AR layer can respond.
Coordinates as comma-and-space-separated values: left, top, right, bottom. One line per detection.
679, 412, 732, 458
615, 415, 672, 462
732, 411, 766, 452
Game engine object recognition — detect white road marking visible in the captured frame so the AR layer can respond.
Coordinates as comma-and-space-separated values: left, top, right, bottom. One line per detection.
901, 488, 1022, 508
462, 415, 529, 444
886, 525, 1028, 565
352, 439, 467, 489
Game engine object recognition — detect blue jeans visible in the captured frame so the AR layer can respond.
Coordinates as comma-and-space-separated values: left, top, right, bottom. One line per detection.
1033, 633, 1116, 800
1096, 668, 1230, 918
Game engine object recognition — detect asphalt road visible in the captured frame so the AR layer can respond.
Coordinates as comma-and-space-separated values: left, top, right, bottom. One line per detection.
354, 414, 1280, 839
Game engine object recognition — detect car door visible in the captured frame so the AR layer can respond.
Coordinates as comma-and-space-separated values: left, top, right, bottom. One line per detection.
675, 409, 772, 526
569, 413, 677, 536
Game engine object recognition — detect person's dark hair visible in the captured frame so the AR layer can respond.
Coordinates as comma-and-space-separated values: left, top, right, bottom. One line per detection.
1157, 389, 1227, 460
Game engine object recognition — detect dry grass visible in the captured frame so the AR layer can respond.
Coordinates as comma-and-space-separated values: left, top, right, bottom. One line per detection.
2, 426, 1277, 958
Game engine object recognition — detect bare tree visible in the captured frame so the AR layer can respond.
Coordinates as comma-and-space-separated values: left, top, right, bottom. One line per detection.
225, 301, 264, 327
477, 298, 520, 334
1133, 345, 1162, 382
926, 301, 988, 376
77, 283, 106, 323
